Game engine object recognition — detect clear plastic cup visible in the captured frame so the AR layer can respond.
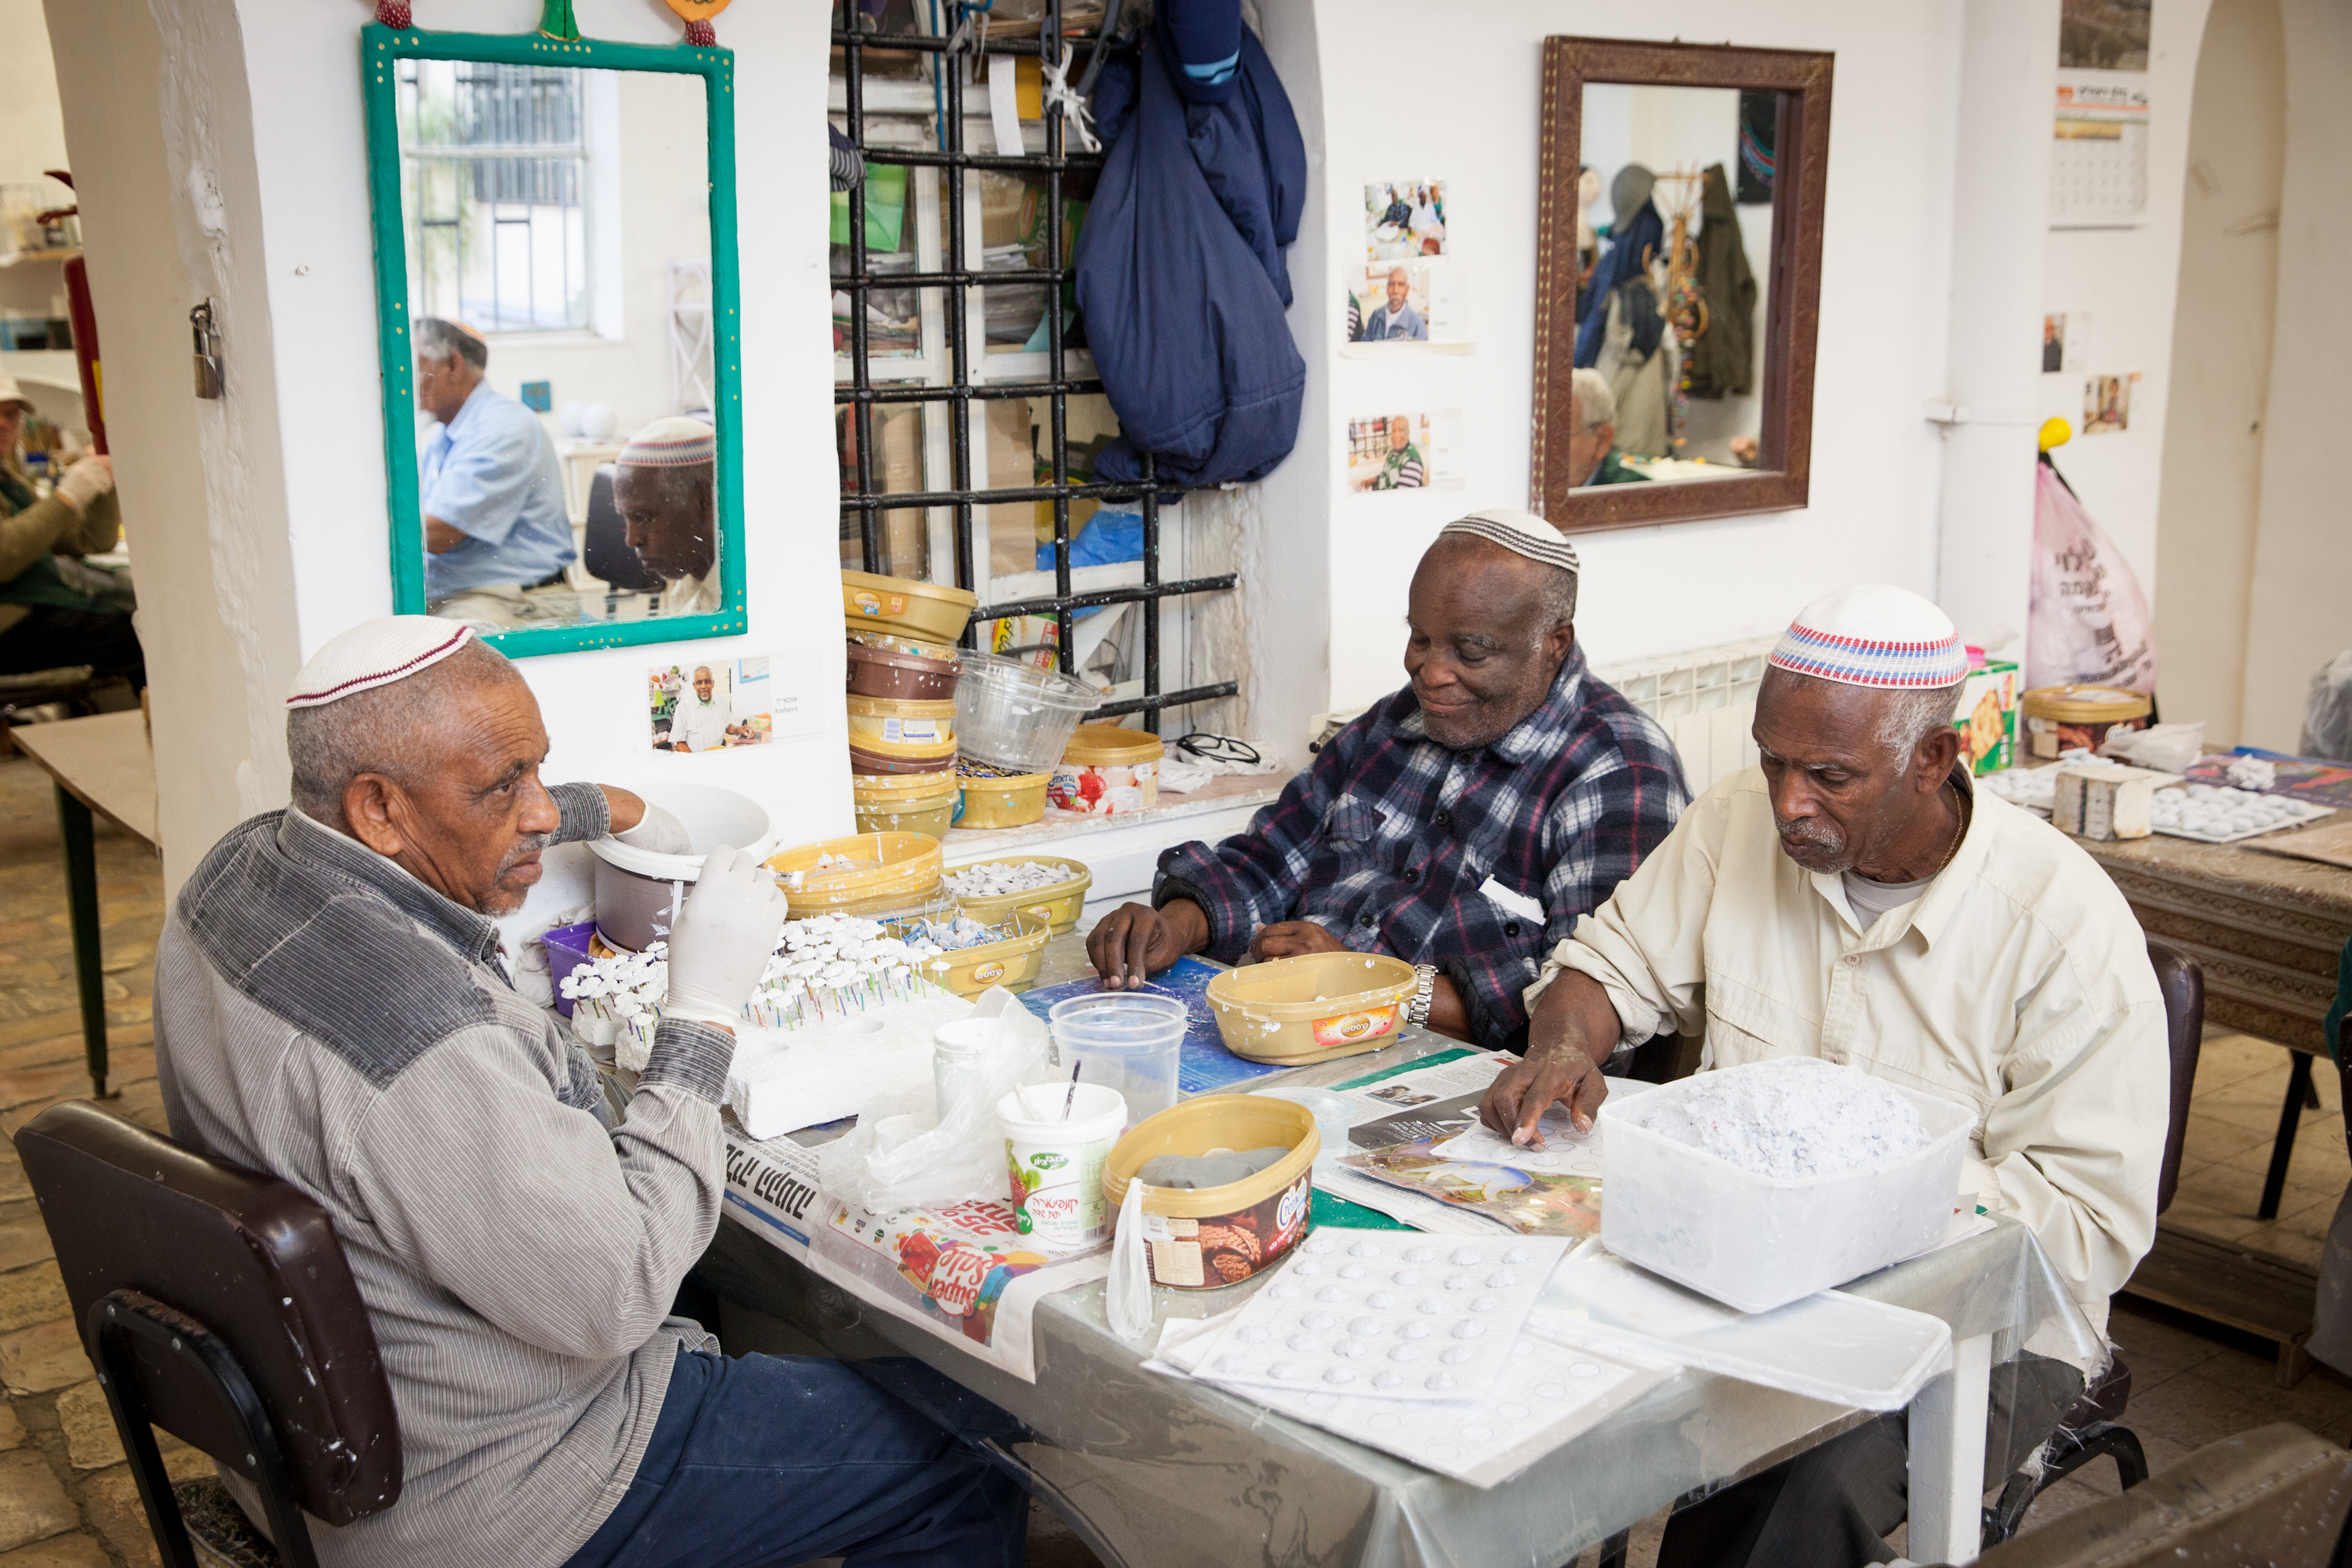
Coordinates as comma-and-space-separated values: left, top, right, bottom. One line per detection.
1251, 1085, 1351, 1175
1047, 993, 1189, 1127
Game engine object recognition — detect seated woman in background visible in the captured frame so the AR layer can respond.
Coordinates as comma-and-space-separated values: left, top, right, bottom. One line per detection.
0, 371, 140, 691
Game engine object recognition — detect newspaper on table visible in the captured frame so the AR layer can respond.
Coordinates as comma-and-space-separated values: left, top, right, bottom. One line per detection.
721, 1127, 1105, 1382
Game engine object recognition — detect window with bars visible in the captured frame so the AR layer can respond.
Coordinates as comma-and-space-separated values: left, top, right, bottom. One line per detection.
829, 0, 1241, 735
397, 60, 593, 333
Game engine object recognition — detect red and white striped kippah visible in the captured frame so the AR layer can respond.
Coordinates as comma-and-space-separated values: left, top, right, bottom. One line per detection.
1768, 585, 1967, 689
285, 617, 474, 709
618, 416, 716, 468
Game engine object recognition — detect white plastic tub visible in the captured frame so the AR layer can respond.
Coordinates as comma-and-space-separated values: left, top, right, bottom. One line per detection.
585, 782, 776, 951
1597, 1065, 1974, 1314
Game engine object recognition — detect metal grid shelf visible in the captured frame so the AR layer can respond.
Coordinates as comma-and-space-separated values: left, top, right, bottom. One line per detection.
832, 1, 1240, 731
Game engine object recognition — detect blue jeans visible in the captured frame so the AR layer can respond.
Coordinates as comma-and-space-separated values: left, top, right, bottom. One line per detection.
563, 1345, 1029, 1568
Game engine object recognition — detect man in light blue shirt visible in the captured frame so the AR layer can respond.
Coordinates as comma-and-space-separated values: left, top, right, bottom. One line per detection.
1359, 267, 1427, 341
414, 318, 575, 623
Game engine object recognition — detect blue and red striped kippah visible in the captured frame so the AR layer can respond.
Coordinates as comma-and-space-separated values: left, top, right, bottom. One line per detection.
1768, 585, 1966, 689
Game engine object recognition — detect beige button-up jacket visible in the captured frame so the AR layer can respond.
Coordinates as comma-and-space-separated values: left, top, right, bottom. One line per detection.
1530, 767, 2168, 1338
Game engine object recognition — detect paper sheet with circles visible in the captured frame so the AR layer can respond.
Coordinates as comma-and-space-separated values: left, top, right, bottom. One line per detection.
1154, 1300, 1671, 1488
1185, 1228, 1573, 1402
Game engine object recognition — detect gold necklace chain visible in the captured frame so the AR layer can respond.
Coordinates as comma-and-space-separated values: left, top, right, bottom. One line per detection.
1933, 781, 1968, 874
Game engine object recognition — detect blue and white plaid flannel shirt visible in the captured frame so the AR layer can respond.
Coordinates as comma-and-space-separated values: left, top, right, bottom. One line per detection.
1155, 645, 1687, 1053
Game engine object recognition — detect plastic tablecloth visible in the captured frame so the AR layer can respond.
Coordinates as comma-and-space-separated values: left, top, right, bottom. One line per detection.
691, 939, 2104, 1566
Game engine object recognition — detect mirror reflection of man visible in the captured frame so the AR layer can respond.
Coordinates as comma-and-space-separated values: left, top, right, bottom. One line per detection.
668, 664, 741, 753
1568, 368, 1650, 488
1361, 267, 1428, 341
414, 318, 576, 626
615, 417, 719, 616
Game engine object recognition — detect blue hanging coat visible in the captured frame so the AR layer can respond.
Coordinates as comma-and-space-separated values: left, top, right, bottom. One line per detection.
1573, 202, 1664, 368
1077, 2, 1306, 488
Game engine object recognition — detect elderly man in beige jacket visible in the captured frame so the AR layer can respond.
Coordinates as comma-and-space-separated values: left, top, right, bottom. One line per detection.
1483, 584, 2167, 1568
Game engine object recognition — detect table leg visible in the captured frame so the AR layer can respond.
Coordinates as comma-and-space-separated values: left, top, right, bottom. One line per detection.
54, 785, 111, 1098
1909, 1331, 1992, 1565
2260, 1053, 2314, 1221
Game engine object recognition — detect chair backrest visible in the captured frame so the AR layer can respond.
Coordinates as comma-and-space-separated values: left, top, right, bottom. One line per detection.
2144, 939, 2204, 1216
581, 463, 664, 593
14, 1101, 401, 1525
1964, 1422, 2352, 1568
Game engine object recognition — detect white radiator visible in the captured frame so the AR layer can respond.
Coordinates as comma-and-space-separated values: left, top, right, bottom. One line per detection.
1594, 636, 1775, 796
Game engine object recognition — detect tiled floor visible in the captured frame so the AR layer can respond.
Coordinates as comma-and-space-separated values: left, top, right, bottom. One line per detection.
0, 747, 2339, 1566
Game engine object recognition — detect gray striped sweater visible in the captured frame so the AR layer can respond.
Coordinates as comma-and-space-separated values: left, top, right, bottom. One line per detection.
154, 786, 734, 1568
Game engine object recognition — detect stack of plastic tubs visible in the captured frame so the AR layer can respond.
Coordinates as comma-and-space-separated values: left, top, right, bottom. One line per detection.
842, 570, 974, 833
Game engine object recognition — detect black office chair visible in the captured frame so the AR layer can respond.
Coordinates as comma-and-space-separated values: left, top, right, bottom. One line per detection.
1978, 938, 2204, 1546
581, 463, 664, 593
15, 1101, 402, 1568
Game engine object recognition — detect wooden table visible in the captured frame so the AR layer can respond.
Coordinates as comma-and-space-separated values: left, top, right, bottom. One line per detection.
2079, 829, 2352, 1385
10, 711, 158, 1098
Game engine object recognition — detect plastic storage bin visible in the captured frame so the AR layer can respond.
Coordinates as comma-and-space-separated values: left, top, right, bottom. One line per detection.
846, 694, 956, 746
764, 832, 943, 910
1048, 992, 1189, 1127
946, 855, 1092, 934
955, 770, 1051, 828
953, 651, 1100, 772
847, 641, 960, 702
1101, 1095, 1319, 1288
1597, 1064, 1975, 1314
841, 570, 978, 644
1049, 724, 1163, 815
1206, 952, 1420, 1065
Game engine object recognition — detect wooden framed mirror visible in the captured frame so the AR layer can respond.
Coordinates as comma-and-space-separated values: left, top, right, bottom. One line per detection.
1530, 38, 1832, 531
361, 23, 746, 655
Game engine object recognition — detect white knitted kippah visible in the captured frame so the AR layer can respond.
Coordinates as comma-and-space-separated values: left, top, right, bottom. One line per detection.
1769, 585, 1966, 689
286, 617, 474, 709
618, 416, 717, 468
1437, 508, 1581, 575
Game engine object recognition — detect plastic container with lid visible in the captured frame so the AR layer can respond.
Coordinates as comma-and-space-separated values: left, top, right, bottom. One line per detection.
846, 693, 956, 746
1205, 951, 1420, 1066
849, 735, 959, 775
1100, 1096, 1319, 1289
842, 569, 978, 645
1000, 1083, 1128, 1250
1596, 1061, 1974, 1314
848, 626, 964, 664
1049, 724, 1163, 815
956, 770, 1051, 829
854, 793, 958, 840
586, 782, 777, 952
953, 651, 1101, 772
847, 641, 960, 702
2020, 683, 2151, 761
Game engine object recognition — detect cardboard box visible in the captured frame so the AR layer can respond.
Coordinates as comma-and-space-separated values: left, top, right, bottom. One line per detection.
1951, 661, 2018, 775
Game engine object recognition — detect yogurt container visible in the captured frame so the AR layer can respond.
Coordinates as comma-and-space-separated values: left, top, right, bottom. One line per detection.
999, 1083, 1127, 1250
1048, 724, 1163, 815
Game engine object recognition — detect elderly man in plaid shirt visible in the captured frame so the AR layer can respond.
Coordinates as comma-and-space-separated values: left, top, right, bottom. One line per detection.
1088, 509, 1687, 1051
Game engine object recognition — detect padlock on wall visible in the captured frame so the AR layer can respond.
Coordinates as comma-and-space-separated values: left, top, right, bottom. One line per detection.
190, 300, 223, 399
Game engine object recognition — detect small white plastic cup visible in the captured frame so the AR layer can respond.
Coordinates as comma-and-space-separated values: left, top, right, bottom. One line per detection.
931, 1018, 1000, 1123
997, 1082, 1127, 1250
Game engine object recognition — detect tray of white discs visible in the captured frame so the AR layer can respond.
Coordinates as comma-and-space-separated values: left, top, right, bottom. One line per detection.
2149, 782, 2332, 844
1597, 1058, 1974, 1314
1186, 1230, 1575, 1403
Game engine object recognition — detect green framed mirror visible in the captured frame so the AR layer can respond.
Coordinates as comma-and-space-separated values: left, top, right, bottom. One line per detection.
361, 23, 745, 655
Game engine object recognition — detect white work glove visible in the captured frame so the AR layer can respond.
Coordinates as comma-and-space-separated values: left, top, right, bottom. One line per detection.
615, 801, 691, 855
53, 455, 114, 514
661, 844, 788, 1028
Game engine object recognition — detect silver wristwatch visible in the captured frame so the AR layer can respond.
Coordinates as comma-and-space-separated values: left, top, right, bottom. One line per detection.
1405, 964, 1438, 1029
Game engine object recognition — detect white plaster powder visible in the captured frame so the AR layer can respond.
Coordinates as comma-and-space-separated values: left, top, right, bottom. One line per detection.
1639, 1058, 1930, 1178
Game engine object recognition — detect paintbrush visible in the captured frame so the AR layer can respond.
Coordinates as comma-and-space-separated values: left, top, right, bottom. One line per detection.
1059, 1058, 1082, 1120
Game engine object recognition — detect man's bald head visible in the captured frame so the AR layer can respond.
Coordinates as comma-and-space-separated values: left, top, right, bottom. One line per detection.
1404, 534, 1579, 749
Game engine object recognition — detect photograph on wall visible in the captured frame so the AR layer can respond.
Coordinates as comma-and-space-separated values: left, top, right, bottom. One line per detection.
2052, 0, 2151, 227
651, 656, 772, 752
2042, 314, 2067, 373
2082, 372, 2140, 436
1364, 179, 1447, 262
1346, 411, 1459, 492
1340, 263, 1468, 352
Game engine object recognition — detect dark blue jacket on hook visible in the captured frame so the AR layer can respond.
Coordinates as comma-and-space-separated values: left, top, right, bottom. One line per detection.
1077, 1, 1306, 488
1574, 201, 1664, 368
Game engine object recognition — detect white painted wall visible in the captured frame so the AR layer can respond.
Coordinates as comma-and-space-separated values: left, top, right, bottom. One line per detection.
2034, 0, 2208, 662
0, 0, 67, 187
2238, 0, 2352, 750
2151, 0, 2282, 750
1305, 0, 1972, 716
45, 0, 854, 899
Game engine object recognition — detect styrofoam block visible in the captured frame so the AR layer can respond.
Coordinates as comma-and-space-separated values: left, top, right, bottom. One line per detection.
726, 993, 975, 1139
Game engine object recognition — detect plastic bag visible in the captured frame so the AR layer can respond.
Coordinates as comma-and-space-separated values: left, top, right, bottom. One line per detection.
817, 987, 1051, 1214
1106, 1176, 1153, 1341
2027, 460, 2158, 694
2303, 652, 2352, 763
